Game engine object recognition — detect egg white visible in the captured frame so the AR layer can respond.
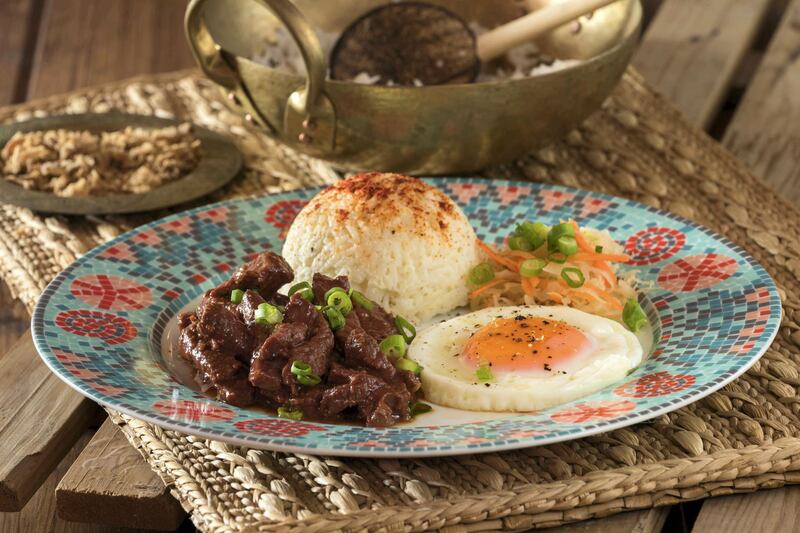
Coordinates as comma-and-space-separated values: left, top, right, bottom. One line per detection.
408, 305, 644, 412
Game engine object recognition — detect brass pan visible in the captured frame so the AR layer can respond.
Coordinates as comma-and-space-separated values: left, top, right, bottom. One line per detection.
185, 0, 641, 174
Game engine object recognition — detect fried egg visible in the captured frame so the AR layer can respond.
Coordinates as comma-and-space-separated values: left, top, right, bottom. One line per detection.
409, 305, 644, 411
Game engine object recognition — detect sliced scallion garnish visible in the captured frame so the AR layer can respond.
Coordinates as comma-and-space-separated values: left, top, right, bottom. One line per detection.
395, 315, 416, 344
379, 334, 407, 359
277, 407, 303, 420
288, 281, 314, 301
350, 290, 374, 311
254, 303, 283, 326
561, 267, 585, 288
395, 357, 422, 374
519, 258, 546, 278
290, 360, 312, 376
469, 263, 494, 285
508, 235, 534, 251
557, 235, 578, 256
547, 222, 575, 252
326, 289, 353, 315
230, 289, 244, 304
476, 363, 493, 382
409, 401, 432, 416
623, 299, 648, 332
323, 305, 345, 330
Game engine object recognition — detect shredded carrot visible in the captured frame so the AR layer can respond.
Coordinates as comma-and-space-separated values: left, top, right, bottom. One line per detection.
469, 278, 506, 299
476, 239, 519, 271
506, 250, 536, 260
521, 276, 540, 297
568, 288, 600, 303
572, 251, 631, 263
569, 220, 595, 253
595, 289, 624, 310
593, 260, 618, 288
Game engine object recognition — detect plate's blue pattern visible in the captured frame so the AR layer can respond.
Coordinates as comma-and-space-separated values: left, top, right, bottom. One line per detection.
32, 179, 782, 457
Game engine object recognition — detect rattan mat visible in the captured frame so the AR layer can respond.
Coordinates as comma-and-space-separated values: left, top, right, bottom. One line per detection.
2, 69, 800, 532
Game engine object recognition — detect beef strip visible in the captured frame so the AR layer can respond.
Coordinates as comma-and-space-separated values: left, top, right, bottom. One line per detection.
279, 295, 335, 390
341, 327, 397, 382
195, 295, 253, 358
311, 272, 350, 304
249, 322, 308, 390
320, 363, 412, 427
178, 312, 255, 406
211, 251, 293, 299
249, 294, 335, 398
353, 302, 397, 341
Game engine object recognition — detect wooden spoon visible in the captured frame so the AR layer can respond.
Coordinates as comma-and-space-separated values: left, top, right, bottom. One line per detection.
330, 0, 621, 86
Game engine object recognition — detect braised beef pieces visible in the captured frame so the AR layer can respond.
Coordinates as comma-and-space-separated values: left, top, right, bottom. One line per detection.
177, 252, 420, 427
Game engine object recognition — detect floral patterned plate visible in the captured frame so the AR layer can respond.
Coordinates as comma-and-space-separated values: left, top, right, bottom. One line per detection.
33, 179, 782, 457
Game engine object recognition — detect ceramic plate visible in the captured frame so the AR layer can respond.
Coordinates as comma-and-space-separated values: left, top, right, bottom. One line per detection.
33, 179, 781, 457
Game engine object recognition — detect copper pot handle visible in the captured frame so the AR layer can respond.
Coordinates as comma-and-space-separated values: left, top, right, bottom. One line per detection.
185, 0, 336, 152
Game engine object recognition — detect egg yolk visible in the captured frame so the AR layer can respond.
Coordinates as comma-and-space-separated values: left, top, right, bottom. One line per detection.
461, 315, 593, 372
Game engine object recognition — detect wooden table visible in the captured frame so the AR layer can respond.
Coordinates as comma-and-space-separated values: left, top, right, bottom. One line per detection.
0, 0, 798, 531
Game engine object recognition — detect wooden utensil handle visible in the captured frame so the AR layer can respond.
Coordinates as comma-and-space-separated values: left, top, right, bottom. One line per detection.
477, 0, 619, 61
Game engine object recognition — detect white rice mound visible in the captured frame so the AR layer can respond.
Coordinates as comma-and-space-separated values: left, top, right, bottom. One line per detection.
282, 173, 481, 324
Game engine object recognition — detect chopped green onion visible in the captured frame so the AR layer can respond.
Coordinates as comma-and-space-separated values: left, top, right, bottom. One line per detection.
326, 290, 353, 315
379, 334, 407, 359
296, 373, 321, 386
323, 305, 345, 330
547, 222, 575, 251
277, 407, 303, 420
230, 289, 244, 304
395, 315, 416, 344
409, 401, 432, 416
557, 236, 578, 256
515, 221, 548, 249
595, 245, 604, 253
314, 304, 323, 311
350, 290, 374, 311
623, 299, 648, 332
476, 363, 493, 382
520, 258, 546, 277
549, 251, 568, 264
254, 303, 283, 326
395, 357, 422, 374
290, 360, 312, 376
469, 263, 494, 285
288, 281, 314, 301
508, 235, 533, 251
561, 267, 585, 288
324, 286, 347, 301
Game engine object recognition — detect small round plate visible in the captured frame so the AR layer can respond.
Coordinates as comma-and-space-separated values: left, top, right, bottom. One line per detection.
32, 179, 781, 457
0, 113, 242, 214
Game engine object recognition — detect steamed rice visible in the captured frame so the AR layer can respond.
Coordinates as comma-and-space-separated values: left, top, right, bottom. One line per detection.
282, 173, 481, 323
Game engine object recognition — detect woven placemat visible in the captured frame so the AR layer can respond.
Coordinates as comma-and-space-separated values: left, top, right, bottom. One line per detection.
2, 68, 800, 532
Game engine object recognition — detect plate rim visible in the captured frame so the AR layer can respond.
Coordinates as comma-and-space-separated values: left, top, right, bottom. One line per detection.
32, 178, 783, 457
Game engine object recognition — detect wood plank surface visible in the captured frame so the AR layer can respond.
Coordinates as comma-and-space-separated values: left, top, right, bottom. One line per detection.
56, 420, 186, 531
723, 0, 800, 203
547, 507, 669, 532
633, 0, 772, 129
0, 431, 171, 533
0, 332, 100, 511
0, 0, 43, 105
691, 487, 800, 533
27, 0, 193, 99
